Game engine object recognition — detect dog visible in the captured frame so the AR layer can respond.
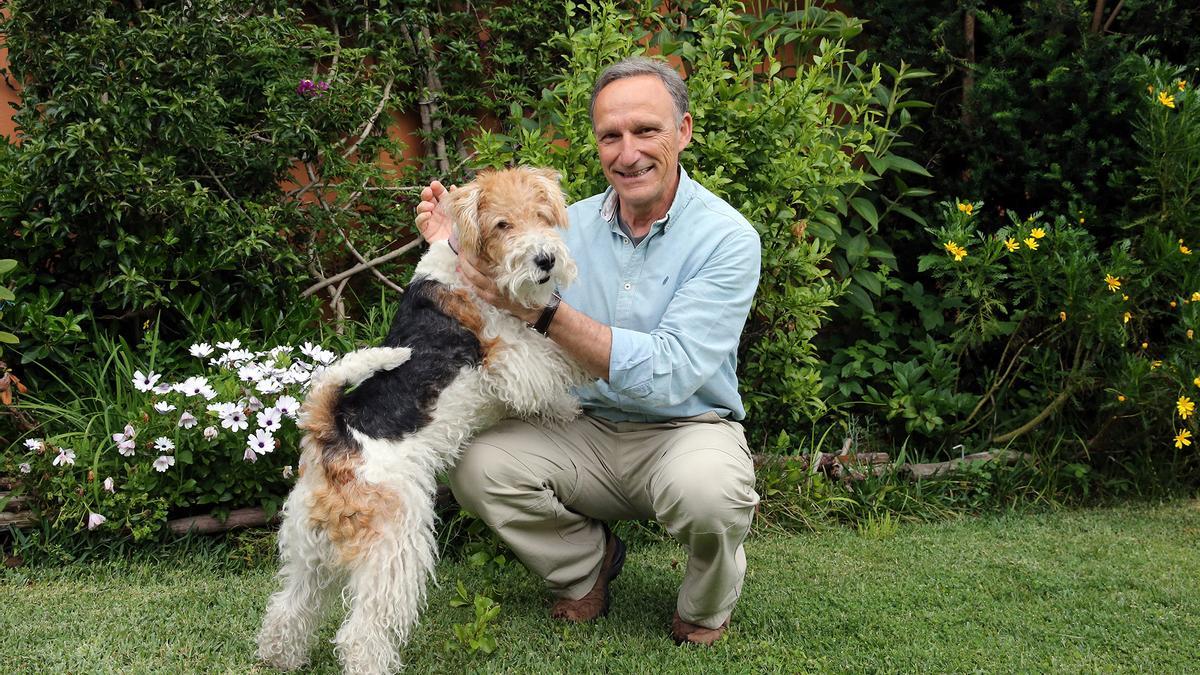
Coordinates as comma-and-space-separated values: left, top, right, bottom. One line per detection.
256, 166, 586, 674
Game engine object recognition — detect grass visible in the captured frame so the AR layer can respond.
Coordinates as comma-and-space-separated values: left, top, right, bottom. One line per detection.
3, 501, 1199, 673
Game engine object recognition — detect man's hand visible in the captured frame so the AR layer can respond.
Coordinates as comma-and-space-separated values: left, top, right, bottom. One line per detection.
456, 252, 541, 325
414, 180, 453, 243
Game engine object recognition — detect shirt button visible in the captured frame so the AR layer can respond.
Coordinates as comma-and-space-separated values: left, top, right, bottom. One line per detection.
623, 282, 631, 290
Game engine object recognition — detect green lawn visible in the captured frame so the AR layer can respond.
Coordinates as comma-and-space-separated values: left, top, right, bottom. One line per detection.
3, 502, 1199, 673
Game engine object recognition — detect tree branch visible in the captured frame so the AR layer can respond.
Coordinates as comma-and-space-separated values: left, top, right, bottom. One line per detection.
341, 75, 396, 161
301, 238, 422, 298
1102, 0, 1125, 33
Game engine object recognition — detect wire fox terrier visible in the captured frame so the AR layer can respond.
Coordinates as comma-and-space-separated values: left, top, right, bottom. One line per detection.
256, 167, 586, 674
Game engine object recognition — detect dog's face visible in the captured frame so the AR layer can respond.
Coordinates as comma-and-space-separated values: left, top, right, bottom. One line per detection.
449, 166, 577, 309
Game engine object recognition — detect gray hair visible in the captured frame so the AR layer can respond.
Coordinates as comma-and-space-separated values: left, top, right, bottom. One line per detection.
589, 56, 690, 125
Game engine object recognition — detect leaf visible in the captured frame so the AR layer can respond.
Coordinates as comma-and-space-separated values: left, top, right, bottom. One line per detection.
849, 197, 879, 229
0, 259, 16, 274
886, 154, 932, 177
0, 332, 16, 345
853, 268, 882, 296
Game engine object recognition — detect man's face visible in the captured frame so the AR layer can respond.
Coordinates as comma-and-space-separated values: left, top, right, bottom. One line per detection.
592, 75, 692, 220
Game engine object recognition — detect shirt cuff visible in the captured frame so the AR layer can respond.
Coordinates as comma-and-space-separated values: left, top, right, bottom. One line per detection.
608, 325, 655, 399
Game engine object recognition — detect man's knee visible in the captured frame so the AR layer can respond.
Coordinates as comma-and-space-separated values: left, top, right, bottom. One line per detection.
651, 448, 758, 538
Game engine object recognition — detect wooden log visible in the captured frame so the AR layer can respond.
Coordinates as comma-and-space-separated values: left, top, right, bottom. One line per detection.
0, 511, 37, 528
167, 507, 278, 536
904, 450, 1032, 479
1, 493, 31, 513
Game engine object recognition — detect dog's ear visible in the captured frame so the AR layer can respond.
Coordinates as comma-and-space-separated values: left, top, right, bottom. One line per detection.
526, 167, 569, 229
449, 182, 483, 254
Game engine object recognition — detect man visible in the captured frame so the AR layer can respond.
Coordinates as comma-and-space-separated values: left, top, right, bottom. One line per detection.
414, 56, 760, 646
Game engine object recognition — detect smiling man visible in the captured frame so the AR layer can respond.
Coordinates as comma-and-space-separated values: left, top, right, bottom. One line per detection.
414, 56, 761, 645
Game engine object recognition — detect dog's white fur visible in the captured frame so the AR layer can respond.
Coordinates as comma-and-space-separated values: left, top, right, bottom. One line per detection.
256, 168, 585, 674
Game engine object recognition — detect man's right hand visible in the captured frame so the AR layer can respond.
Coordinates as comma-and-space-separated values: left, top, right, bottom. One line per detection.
414, 180, 453, 243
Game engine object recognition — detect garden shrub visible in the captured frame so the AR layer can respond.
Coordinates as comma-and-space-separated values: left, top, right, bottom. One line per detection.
917, 59, 1198, 472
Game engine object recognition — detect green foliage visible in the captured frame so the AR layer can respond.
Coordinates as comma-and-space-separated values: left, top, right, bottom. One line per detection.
0, 259, 17, 355
445, 580, 502, 656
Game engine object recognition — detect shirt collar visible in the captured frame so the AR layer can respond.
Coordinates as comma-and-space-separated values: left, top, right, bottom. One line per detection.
598, 165, 698, 236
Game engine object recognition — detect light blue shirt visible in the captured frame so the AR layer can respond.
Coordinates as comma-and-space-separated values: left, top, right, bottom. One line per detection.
562, 167, 761, 422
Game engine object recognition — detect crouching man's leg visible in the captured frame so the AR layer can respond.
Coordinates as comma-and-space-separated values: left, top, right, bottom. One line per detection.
448, 417, 623, 618
643, 418, 758, 645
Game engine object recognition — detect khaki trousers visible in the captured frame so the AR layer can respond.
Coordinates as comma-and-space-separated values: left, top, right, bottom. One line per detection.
448, 412, 759, 629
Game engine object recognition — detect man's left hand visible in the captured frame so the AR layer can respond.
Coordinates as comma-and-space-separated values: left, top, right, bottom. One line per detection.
457, 253, 541, 325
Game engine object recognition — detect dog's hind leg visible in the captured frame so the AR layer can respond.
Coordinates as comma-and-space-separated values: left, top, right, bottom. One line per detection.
257, 489, 334, 670
334, 491, 438, 675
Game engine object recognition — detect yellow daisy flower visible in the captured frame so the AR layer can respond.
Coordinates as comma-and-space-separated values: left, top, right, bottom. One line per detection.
1170, 301, 1178, 308
1152, 360, 1163, 370
1188, 329, 1195, 340
1179, 80, 1188, 91
1030, 227, 1046, 239
957, 202, 974, 216
1159, 91, 1176, 108
1024, 237, 1039, 250
1004, 238, 1020, 252
1193, 292, 1200, 302
1181, 244, 1192, 255
1194, 376, 1200, 388
1176, 429, 1193, 449
1123, 311, 1132, 324
1059, 311, 1067, 322
1117, 394, 1126, 402
1141, 342, 1149, 349
943, 241, 967, 262
1180, 396, 1196, 420
1105, 274, 1121, 292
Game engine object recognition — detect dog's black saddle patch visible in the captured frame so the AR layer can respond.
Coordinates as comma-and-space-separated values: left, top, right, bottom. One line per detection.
337, 277, 483, 441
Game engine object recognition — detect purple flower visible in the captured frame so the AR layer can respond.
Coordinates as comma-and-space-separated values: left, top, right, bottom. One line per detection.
297, 79, 330, 97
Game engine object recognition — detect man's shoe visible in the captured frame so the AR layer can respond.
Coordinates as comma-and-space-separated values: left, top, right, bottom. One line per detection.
671, 611, 729, 646
549, 525, 626, 622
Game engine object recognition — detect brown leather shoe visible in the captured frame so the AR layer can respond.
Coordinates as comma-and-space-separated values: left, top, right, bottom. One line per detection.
549, 525, 626, 622
671, 611, 730, 646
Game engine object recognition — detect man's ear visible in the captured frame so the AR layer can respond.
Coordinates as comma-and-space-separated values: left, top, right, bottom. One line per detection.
527, 166, 569, 229
449, 182, 483, 254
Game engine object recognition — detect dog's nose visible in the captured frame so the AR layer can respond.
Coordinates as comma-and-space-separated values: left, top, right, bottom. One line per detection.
534, 253, 556, 272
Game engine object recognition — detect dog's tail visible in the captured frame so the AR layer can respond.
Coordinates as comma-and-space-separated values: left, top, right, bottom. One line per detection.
299, 346, 413, 447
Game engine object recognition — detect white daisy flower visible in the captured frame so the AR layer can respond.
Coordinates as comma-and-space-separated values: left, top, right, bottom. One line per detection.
243, 447, 258, 463
238, 363, 267, 382
198, 385, 219, 400
247, 428, 275, 455
178, 411, 198, 429
153, 437, 175, 452
282, 465, 294, 478
245, 396, 264, 412
153, 455, 176, 472
24, 438, 45, 451
256, 378, 283, 395
216, 338, 242, 351
132, 370, 161, 392
19, 463, 31, 474
269, 345, 295, 357
221, 409, 249, 432
53, 448, 76, 466
226, 349, 255, 363
153, 382, 173, 395
207, 401, 239, 417
176, 376, 210, 397
258, 407, 283, 433
153, 401, 177, 414
189, 342, 215, 358
103, 477, 116, 493
87, 513, 108, 530
300, 342, 322, 360
117, 439, 136, 456
203, 426, 219, 441
312, 348, 337, 365
275, 395, 301, 417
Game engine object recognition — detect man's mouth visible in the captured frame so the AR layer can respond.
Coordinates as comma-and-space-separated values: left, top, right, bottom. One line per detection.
618, 166, 652, 179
